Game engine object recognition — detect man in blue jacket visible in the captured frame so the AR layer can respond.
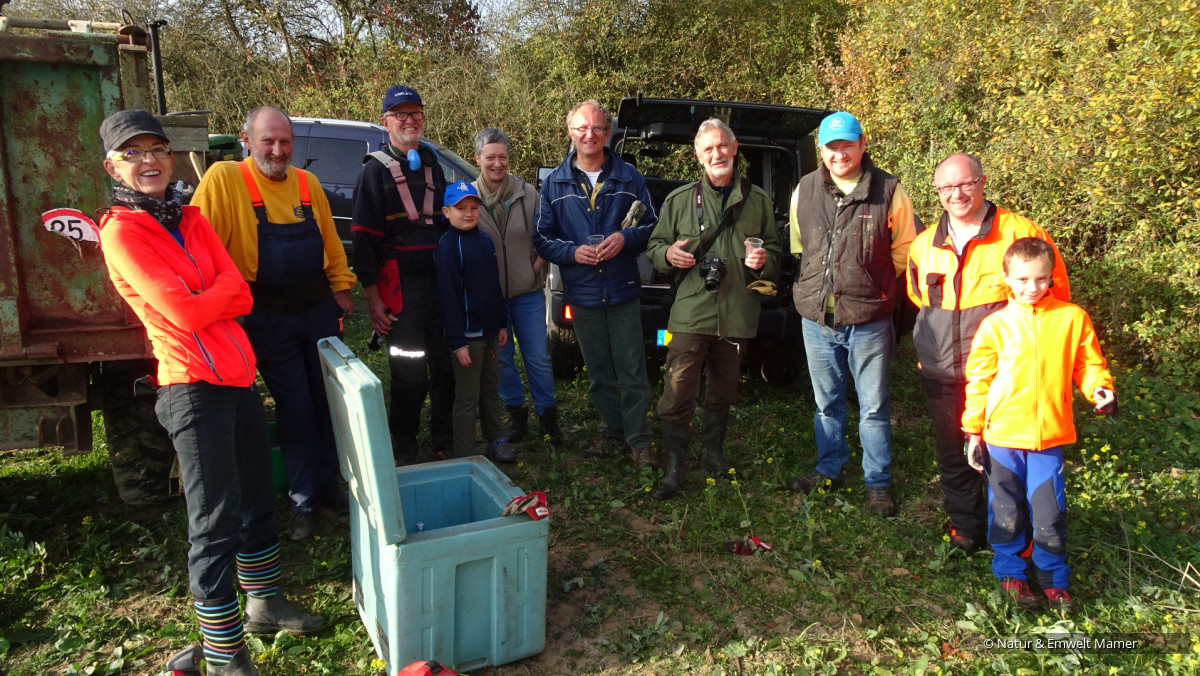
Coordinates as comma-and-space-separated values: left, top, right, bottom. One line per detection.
534, 99, 658, 468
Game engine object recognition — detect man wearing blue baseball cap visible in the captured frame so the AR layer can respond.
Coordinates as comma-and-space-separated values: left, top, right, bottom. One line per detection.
786, 111, 918, 516
351, 85, 453, 463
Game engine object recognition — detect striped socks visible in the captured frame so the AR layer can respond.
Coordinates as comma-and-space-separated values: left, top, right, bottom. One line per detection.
193, 544, 281, 664
194, 597, 244, 666
237, 544, 282, 598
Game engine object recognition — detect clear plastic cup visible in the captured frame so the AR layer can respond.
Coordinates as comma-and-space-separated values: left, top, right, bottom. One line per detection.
588, 234, 605, 259
744, 237, 764, 266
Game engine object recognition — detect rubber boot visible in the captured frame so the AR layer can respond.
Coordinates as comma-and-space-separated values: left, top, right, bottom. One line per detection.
243, 594, 327, 636
701, 410, 734, 481
164, 645, 203, 676
207, 647, 260, 676
485, 438, 518, 463
503, 404, 528, 443
537, 405, 565, 447
651, 425, 689, 500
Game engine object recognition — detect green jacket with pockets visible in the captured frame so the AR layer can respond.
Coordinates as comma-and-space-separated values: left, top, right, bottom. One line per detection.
646, 174, 779, 339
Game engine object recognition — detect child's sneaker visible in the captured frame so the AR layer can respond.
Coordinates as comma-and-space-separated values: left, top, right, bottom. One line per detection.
1044, 588, 1074, 614
1000, 577, 1043, 611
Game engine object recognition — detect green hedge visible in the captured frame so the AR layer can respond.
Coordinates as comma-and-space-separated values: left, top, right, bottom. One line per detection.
828, 0, 1200, 382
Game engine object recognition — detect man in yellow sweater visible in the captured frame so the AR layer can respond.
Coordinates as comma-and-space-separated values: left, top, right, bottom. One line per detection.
192, 106, 356, 541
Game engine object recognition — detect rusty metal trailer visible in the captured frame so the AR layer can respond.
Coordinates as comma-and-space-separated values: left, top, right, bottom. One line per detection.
0, 17, 206, 504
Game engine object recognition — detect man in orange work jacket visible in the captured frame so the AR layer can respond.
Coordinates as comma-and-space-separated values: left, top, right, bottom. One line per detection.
906, 153, 1070, 554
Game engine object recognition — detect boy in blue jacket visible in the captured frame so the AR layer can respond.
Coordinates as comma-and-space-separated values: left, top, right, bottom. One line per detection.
435, 182, 514, 462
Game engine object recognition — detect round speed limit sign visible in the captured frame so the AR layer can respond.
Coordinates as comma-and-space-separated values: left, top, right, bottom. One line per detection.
42, 208, 101, 243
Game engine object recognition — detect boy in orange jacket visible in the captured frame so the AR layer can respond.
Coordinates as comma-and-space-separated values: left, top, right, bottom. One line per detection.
962, 237, 1116, 614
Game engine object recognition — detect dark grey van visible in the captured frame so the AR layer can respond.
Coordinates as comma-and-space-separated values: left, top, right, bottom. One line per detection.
290, 117, 479, 253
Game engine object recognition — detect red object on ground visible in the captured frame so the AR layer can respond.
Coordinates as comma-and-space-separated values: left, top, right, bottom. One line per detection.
725, 535, 773, 555
398, 660, 458, 676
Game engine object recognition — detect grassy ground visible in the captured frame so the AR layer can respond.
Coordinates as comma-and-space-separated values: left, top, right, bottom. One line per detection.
1, 297, 1198, 675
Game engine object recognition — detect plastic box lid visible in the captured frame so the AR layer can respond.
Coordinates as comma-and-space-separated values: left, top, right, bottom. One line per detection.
318, 337, 406, 545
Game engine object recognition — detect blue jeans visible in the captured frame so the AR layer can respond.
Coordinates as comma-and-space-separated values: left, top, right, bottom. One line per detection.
155, 382, 278, 600
801, 315, 893, 488
498, 290, 557, 414
571, 300, 652, 449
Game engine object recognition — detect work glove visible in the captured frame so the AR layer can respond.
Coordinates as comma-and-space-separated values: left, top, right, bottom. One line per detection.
500, 491, 549, 520
746, 279, 777, 296
963, 433, 985, 472
1093, 387, 1117, 415
621, 200, 646, 229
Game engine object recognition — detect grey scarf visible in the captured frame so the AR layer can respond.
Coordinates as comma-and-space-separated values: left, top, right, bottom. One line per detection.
478, 174, 516, 235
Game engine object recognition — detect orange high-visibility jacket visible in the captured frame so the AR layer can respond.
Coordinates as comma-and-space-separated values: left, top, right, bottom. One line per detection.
962, 294, 1114, 450
907, 204, 1070, 384
100, 206, 257, 387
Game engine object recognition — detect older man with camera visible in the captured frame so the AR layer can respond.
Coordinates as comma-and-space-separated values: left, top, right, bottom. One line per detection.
645, 118, 779, 499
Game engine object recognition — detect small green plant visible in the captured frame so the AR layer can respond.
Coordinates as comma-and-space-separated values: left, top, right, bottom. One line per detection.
0, 525, 47, 583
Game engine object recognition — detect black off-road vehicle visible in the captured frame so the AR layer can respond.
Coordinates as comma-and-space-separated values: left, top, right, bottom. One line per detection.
543, 96, 831, 381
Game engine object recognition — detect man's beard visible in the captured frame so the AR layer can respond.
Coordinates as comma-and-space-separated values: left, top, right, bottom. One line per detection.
253, 153, 290, 180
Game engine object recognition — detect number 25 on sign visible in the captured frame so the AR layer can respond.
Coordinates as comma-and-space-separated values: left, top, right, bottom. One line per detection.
42, 208, 100, 243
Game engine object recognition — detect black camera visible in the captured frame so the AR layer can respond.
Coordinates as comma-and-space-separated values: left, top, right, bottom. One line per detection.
698, 257, 726, 292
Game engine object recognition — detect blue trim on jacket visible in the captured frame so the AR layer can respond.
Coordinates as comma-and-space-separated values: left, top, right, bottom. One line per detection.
532, 148, 658, 307
435, 227, 508, 352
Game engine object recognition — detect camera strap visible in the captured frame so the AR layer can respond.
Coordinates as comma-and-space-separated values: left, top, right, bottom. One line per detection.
691, 176, 751, 262
663, 177, 751, 307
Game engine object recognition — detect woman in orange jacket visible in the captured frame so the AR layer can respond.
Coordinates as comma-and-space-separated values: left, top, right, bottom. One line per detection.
97, 110, 324, 675
962, 237, 1115, 616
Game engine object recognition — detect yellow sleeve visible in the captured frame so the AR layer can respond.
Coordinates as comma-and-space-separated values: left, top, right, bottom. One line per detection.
306, 172, 356, 292
191, 162, 256, 281
962, 320, 999, 434
888, 183, 917, 277
788, 184, 802, 255
1072, 309, 1114, 400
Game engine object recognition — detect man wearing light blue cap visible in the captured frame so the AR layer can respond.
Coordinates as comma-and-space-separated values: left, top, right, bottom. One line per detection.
786, 111, 917, 516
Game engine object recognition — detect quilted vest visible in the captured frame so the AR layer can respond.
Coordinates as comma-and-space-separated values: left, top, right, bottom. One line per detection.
792, 157, 900, 327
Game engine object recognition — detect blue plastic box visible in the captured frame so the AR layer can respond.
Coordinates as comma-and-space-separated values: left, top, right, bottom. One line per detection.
317, 338, 548, 673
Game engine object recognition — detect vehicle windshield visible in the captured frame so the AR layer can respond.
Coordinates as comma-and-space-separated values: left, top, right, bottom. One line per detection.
613, 138, 799, 220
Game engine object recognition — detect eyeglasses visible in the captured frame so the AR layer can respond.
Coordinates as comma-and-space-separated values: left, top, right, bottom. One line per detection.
935, 175, 984, 196
384, 111, 425, 122
110, 147, 172, 162
571, 125, 609, 135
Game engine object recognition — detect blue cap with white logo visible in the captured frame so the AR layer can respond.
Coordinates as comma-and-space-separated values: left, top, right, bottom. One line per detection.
382, 85, 423, 114
818, 111, 864, 146
444, 181, 481, 207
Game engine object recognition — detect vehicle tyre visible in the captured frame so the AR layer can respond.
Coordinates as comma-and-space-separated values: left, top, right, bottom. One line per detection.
99, 360, 177, 506
549, 327, 584, 380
